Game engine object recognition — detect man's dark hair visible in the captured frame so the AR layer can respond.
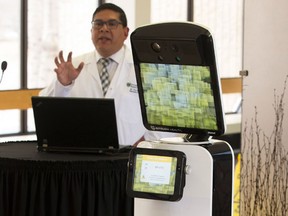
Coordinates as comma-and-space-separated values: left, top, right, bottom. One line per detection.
92, 3, 127, 27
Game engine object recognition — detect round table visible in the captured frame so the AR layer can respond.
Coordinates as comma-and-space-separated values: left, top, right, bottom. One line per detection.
0, 141, 133, 216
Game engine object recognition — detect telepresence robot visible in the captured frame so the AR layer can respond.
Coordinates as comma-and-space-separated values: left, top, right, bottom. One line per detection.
126, 22, 234, 216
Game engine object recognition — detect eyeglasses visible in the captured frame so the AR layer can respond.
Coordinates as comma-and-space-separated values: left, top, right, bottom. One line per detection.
91, 19, 123, 30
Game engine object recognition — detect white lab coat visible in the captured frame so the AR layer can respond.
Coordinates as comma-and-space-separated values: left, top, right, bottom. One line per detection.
40, 45, 171, 145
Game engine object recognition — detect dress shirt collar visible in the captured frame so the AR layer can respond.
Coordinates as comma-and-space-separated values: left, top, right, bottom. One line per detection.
96, 46, 124, 64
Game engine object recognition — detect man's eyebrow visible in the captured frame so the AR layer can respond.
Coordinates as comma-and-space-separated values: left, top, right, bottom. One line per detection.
93, 19, 118, 22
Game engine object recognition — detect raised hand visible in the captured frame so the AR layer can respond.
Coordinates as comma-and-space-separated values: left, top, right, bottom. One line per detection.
54, 51, 84, 86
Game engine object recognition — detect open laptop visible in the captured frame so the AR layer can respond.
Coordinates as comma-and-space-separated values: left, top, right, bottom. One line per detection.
31, 96, 123, 153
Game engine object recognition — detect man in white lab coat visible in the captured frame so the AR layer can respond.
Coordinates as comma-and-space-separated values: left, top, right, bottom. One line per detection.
40, 3, 170, 146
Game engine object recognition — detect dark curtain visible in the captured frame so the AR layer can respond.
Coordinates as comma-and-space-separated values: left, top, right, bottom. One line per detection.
0, 158, 133, 216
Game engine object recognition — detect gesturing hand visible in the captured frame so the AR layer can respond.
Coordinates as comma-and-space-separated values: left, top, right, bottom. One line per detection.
54, 50, 84, 86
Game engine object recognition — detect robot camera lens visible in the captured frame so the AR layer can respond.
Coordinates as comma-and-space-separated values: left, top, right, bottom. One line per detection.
151, 42, 161, 52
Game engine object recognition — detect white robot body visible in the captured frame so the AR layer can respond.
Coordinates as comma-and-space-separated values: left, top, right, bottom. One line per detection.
134, 140, 234, 216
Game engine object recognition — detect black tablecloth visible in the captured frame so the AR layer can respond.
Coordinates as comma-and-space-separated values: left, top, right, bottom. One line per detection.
0, 141, 133, 216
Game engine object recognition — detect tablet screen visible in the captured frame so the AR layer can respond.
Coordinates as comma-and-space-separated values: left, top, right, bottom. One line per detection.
133, 154, 177, 195
127, 148, 186, 201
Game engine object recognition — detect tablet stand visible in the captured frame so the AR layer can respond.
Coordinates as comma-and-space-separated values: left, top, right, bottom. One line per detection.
183, 134, 211, 142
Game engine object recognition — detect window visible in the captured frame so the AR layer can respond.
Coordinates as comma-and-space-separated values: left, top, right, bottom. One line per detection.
0, 0, 21, 134
151, 0, 187, 23
193, 0, 243, 78
0, 0, 21, 90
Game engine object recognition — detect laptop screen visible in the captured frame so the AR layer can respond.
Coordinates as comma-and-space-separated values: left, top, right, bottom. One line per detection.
32, 96, 119, 152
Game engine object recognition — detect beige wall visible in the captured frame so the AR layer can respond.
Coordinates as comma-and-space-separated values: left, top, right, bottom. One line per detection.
241, 0, 288, 214
242, 0, 288, 140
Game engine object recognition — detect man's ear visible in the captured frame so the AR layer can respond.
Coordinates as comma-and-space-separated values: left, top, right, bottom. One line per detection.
124, 27, 129, 38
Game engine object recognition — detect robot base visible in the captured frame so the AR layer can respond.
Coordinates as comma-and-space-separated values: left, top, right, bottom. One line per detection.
135, 139, 235, 216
